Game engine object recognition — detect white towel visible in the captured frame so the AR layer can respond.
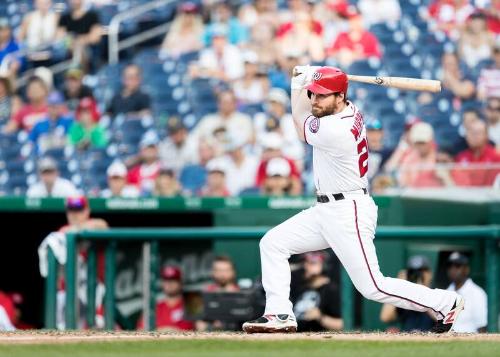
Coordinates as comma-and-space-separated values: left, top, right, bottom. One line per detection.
38, 232, 67, 277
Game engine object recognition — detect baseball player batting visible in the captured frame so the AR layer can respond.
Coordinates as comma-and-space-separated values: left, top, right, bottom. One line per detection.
242, 66, 465, 334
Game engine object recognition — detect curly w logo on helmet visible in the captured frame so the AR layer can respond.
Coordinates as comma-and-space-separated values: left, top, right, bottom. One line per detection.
312, 72, 322, 81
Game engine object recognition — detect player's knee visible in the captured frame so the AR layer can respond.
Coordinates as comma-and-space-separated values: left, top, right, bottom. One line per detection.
259, 228, 281, 251
357, 284, 381, 301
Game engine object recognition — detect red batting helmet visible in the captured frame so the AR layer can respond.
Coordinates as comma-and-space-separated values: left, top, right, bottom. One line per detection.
306, 67, 348, 96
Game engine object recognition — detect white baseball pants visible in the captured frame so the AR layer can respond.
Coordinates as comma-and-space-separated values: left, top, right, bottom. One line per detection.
260, 194, 458, 320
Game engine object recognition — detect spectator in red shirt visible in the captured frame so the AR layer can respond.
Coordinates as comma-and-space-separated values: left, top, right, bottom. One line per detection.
482, 0, 500, 34
327, 10, 381, 67
137, 266, 194, 331
276, 11, 325, 63
3, 76, 48, 133
398, 122, 444, 188
427, 0, 475, 40
127, 132, 161, 196
454, 120, 500, 186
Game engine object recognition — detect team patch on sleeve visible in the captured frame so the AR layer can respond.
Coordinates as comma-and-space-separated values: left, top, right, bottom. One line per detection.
309, 117, 320, 133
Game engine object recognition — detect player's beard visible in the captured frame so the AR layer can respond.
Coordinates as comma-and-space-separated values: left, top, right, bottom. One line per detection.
311, 102, 337, 118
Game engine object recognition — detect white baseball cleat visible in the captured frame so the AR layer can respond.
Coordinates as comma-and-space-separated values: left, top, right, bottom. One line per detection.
242, 314, 297, 333
430, 296, 465, 333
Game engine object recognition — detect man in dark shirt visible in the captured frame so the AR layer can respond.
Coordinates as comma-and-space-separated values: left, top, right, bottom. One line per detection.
62, 68, 94, 111
292, 252, 343, 332
106, 64, 152, 118
58, 0, 101, 40
380, 256, 435, 332
57, 0, 101, 71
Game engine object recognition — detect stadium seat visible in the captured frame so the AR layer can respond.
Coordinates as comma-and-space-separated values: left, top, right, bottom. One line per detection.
239, 187, 261, 196
180, 165, 207, 194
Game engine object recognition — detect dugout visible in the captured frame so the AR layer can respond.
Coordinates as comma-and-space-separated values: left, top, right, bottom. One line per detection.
0, 196, 498, 331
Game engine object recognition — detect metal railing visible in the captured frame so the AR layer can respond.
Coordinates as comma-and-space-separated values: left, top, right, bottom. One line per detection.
44, 225, 500, 332
376, 162, 500, 192
5, 43, 82, 89
107, 0, 175, 64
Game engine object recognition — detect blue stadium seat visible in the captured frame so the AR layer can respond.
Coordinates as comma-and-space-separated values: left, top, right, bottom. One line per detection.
239, 187, 261, 196
6, 173, 28, 195
180, 165, 207, 194
348, 60, 380, 76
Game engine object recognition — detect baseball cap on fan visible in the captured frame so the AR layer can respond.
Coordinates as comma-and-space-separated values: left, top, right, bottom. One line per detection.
179, 1, 198, 13
38, 157, 58, 173
409, 122, 434, 144
65, 67, 84, 80
206, 159, 227, 175
243, 51, 259, 65
266, 157, 291, 177
209, 23, 229, 40
167, 116, 186, 134
267, 88, 290, 107
107, 161, 127, 178
261, 132, 284, 150
140, 131, 159, 149
366, 119, 383, 131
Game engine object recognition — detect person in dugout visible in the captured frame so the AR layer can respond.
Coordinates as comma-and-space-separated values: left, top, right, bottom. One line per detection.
137, 266, 194, 331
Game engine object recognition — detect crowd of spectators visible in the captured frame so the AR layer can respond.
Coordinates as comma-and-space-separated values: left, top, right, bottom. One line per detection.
0, 0, 498, 199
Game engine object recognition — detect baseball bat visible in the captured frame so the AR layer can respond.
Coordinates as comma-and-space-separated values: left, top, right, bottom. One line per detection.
347, 75, 441, 92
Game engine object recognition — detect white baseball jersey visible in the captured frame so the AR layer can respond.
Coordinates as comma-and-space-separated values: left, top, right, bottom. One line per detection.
303, 101, 369, 193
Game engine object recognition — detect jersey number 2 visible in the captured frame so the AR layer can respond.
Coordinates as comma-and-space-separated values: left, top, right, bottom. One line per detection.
357, 138, 369, 178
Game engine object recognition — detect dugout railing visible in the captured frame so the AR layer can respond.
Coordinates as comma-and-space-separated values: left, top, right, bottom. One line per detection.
44, 226, 500, 332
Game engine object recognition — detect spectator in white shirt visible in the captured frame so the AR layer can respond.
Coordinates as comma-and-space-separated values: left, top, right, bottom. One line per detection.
484, 97, 500, 148
191, 90, 253, 148
101, 161, 139, 198
446, 252, 488, 333
254, 88, 304, 164
219, 135, 259, 196
476, 42, 500, 101
17, 0, 59, 62
358, 0, 401, 27
190, 23, 244, 81
159, 117, 198, 175
27, 157, 79, 198
233, 51, 269, 106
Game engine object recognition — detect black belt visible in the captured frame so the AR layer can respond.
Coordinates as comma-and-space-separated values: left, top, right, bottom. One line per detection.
317, 188, 368, 203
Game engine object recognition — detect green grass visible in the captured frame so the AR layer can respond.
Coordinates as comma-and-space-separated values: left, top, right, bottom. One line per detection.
0, 340, 499, 357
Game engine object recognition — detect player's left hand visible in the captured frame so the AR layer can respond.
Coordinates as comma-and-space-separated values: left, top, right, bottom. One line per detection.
291, 65, 321, 90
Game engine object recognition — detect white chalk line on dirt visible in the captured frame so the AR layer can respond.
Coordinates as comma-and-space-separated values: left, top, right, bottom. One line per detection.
0, 332, 499, 345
